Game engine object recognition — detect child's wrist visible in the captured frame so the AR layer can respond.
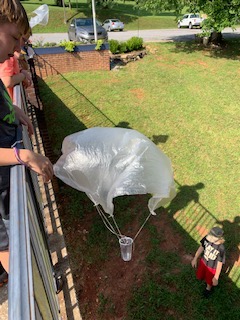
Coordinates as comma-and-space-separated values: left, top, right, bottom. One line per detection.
13, 147, 27, 166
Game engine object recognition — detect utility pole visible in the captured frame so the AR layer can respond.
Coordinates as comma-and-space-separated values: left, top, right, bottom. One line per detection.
92, 0, 97, 42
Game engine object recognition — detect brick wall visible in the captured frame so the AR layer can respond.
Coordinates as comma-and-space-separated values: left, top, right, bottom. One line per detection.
33, 44, 110, 79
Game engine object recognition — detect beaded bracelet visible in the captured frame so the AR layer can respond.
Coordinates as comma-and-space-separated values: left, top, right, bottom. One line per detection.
13, 147, 27, 166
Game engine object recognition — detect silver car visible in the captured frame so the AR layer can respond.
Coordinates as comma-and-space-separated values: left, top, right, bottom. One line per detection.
102, 19, 124, 32
68, 18, 108, 43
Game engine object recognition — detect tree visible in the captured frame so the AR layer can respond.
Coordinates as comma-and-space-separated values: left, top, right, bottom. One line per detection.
87, 0, 115, 9
55, 0, 63, 6
137, 0, 240, 43
136, 0, 183, 15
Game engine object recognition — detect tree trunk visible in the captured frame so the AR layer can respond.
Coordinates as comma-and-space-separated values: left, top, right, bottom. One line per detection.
209, 31, 223, 44
56, 0, 63, 6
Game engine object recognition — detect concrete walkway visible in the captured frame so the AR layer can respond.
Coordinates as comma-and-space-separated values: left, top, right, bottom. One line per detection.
0, 284, 8, 320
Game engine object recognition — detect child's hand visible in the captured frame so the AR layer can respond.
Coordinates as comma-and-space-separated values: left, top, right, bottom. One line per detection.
212, 277, 219, 286
21, 150, 53, 183
21, 70, 32, 88
14, 105, 34, 136
191, 257, 197, 268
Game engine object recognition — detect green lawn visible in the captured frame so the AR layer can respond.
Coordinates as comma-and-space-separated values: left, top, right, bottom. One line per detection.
22, 0, 177, 33
39, 40, 240, 319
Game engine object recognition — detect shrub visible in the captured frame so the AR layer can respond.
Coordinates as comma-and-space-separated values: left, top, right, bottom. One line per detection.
126, 37, 143, 52
59, 40, 76, 52
118, 42, 127, 54
43, 42, 57, 47
109, 37, 144, 54
109, 39, 119, 54
95, 39, 104, 51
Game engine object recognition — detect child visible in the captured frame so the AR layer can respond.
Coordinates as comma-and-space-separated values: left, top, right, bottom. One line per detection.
0, 0, 53, 286
191, 226, 225, 298
0, 28, 32, 101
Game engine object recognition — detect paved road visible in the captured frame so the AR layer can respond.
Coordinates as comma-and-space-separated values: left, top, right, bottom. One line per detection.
31, 28, 240, 45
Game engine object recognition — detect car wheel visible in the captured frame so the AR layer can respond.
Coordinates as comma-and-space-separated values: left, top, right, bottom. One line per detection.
189, 22, 192, 29
119, 29, 123, 32
177, 23, 181, 29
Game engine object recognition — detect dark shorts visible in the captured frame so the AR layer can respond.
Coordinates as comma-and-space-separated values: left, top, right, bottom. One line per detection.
0, 188, 10, 251
196, 258, 216, 286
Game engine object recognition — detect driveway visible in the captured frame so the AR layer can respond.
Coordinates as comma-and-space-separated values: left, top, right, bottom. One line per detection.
30, 28, 240, 45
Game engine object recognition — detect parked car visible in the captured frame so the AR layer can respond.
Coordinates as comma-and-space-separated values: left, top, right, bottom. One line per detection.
68, 18, 108, 43
177, 13, 204, 29
102, 19, 124, 32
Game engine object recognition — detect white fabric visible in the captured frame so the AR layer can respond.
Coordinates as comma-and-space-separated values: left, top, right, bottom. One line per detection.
54, 127, 176, 216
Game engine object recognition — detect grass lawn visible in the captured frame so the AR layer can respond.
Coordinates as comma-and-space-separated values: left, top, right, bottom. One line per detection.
39, 40, 240, 319
22, 0, 177, 33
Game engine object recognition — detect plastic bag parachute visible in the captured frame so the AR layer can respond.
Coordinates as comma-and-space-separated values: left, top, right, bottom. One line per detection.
54, 127, 176, 261
29, 4, 49, 29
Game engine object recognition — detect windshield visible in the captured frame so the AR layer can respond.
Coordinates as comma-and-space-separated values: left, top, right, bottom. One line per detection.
190, 14, 200, 18
76, 18, 101, 27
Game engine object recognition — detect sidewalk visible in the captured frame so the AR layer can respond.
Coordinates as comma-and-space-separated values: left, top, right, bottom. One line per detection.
0, 284, 8, 320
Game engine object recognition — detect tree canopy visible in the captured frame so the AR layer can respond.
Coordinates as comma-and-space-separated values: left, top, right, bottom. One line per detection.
137, 0, 240, 34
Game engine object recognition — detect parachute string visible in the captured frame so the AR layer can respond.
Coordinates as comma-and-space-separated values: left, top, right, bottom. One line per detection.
96, 205, 153, 243
96, 205, 117, 235
96, 205, 122, 239
111, 215, 123, 237
133, 211, 152, 242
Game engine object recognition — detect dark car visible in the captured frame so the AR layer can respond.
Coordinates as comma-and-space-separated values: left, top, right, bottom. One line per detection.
68, 18, 108, 43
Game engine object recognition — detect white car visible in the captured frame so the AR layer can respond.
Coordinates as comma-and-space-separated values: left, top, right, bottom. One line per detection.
177, 13, 204, 29
102, 19, 124, 32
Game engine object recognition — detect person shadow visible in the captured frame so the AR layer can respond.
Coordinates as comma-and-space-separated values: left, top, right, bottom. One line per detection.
217, 216, 240, 276
166, 182, 205, 218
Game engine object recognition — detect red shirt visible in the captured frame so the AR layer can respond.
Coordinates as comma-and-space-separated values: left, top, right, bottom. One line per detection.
0, 56, 20, 101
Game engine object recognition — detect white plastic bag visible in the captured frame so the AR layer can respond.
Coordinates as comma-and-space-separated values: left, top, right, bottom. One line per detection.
54, 127, 176, 216
29, 4, 49, 29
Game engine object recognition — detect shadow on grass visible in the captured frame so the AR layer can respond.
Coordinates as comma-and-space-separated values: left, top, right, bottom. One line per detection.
26, 1, 176, 28
171, 38, 240, 60
37, 66, 169, 153
167, 179, 240, 282
127, 179, 240, 319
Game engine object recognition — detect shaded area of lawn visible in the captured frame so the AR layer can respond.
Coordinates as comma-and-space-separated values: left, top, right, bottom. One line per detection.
22, 0, 177, 33
38, 40, 240, 319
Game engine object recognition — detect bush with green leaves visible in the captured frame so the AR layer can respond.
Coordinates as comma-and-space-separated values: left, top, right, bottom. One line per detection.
126, 37, 143, 52
118, 42, 128, 54
60, 40, 77, 52
109, 39, 120, 54
109, 37, 144, 54
95, 39, 104, 51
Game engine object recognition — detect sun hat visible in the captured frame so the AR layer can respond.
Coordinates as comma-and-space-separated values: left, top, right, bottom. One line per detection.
206, 227, 224, 243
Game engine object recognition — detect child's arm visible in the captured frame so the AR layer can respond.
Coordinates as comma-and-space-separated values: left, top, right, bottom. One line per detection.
191, 245, 204, 268
0, 148, 53, 183
212, 261, 223, 286
14, 105, 34, 135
